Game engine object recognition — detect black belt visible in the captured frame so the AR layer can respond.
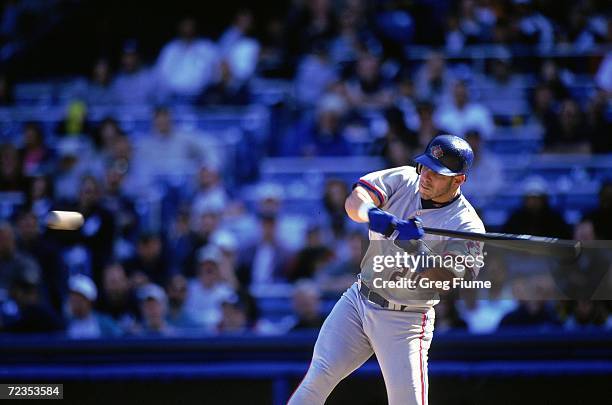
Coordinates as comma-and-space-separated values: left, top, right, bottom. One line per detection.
358, 278, 409, 311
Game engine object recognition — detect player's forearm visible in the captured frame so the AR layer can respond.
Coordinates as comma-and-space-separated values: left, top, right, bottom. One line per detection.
345, 187, 378, 223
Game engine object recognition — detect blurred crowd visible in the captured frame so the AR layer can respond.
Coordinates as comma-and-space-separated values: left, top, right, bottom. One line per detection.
0, 0, 611, 338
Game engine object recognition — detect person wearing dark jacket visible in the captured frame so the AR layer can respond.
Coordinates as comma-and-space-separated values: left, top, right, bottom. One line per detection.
503, 177, 572, 239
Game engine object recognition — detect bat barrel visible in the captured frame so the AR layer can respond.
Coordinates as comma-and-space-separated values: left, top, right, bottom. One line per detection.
422, 227, 582, 260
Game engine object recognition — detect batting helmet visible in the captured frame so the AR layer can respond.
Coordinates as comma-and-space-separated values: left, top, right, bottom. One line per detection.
414, 134, 474, 176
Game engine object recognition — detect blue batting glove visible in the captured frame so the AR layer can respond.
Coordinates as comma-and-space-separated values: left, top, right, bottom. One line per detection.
367, 208, 396, 236
393, 217, 424, 240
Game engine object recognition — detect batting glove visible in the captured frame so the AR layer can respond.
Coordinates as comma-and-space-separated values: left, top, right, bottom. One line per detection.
392, 217, 424, 240
367, 208, 396, 236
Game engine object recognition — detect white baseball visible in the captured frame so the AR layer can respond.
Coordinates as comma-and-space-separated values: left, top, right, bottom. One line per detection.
47, 211, 84, 230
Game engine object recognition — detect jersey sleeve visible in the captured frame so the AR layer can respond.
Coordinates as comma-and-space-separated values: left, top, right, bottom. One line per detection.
442, 220, 486, 280
355, 166, 411, 206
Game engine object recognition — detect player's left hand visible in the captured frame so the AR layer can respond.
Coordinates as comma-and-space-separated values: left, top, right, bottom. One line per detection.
392, 217, 424, 240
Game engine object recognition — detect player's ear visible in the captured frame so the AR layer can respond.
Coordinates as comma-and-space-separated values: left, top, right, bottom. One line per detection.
453, 174, 466, 187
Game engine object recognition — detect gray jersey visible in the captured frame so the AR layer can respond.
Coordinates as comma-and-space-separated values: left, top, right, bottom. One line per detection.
356, 166, 485, 312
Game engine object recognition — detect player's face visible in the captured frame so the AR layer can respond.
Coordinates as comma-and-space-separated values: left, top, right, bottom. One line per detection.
418, 165, 463, 201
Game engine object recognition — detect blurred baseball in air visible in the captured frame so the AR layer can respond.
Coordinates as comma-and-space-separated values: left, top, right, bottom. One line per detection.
47, 211, 84, 231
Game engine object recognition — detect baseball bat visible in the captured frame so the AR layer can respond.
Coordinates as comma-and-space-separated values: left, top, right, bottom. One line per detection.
422, 227, 582, 260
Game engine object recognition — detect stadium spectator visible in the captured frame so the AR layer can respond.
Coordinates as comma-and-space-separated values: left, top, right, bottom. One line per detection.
283, 93, 351, 156
68, 176, 116, 284
461, 130, 503, 206
101, 162, 140, 246
133, 107, 206, 186
112, 40, 157, 105
137, 283, 176, 336
179, 202, 223, 278
217, 8, 260, 83
434, 299, 468, 332
237, 212, 290, 287
445, 0, 494, 53
498, 300, 560, 329
14, 211, 65, 312
155, 17, 220, 101
189, 161, 229, 216
583, 182, 612, 240
95, 263, 140, 333
503, 176, 572, 239
287, 225, 334, 282
284, 0, 338, 65
512, 0, 555, 52
211, 230, 240, 290
19, 122, 53, 177
315, 230, 364, 295
586, 89, 612, 154
345, 52, 394, 108
25, 175, 54, 223
185, 245, 235, 331
122, 232, 169, 286
595, 51, 612, 92
105, 134, 147, 198
66, 274, 121, 339
543, 98, 590, 153
563, 300, 609, 329
414, 51, 454, 105
294, 40, 338, 108
413, 100, 444, 149
90, 117, 123, 168
53, 138, 97, 202
1, 265, 64, 334
435, 79, 495, 139
198, 60, 252, 105
0, 222, 40, 300
84, 58, 116, 105
393, 74, 418, 128
217, 293, 250, 334
290, 280, 324, 330
0, 142, 25, 192
456, 254, 518, 334
538, 60, 571, 102
562, 3, 608, 52
371, 106, 419, 168
329, 5, 378, 65
165, 274, 198, 331
529, 83, 556, 127
322, 178, 351, 238
476, 52, 528, 120
221, 200, 259, 248
55, 100, 92, 137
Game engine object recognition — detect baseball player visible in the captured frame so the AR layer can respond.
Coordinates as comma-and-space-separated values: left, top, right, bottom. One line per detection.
288, 134, 485, 405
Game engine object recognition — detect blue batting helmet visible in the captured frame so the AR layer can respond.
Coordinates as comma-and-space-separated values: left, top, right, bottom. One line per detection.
414, 134, 474, 176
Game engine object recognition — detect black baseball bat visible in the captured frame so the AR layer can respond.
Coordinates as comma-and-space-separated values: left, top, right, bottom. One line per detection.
422, 227, 582, 260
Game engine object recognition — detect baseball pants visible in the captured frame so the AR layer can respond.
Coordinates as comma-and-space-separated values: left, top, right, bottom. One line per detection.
288, 282, 435, 405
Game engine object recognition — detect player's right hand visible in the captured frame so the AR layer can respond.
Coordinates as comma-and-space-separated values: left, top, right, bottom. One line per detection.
393, 217, 424, 240
368, 208, 424, 240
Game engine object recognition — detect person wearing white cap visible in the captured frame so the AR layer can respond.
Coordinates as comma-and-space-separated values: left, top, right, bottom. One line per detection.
66, 274, 121, 339
502, 176, 572, 238
184, 245, 235, 331
137, 283, 176, 336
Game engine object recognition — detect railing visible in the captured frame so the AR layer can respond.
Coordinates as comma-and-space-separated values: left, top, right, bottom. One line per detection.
0, 330, 610, 404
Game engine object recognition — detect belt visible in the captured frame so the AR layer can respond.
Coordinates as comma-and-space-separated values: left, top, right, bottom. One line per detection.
357, 275, 409, 312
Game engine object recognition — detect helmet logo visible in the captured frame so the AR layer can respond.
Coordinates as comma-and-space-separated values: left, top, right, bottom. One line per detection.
431, 145, 444, 159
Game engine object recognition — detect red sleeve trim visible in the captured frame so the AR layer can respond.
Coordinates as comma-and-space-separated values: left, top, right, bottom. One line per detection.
357, 179, 386, 205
